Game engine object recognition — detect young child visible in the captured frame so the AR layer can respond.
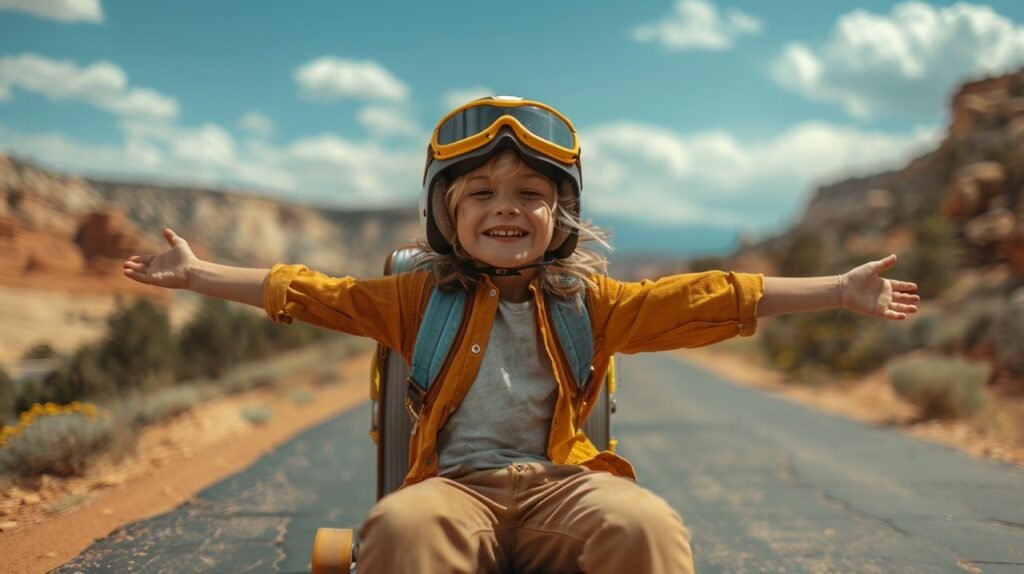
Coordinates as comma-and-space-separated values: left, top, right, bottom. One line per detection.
123, 96, 919, 574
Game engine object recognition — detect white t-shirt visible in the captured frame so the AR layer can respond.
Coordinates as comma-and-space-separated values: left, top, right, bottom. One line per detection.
436, 297, 557, 474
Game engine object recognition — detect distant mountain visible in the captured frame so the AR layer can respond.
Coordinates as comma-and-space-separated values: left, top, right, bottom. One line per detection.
706, 69, 1024, 281
0, 155, 421, 296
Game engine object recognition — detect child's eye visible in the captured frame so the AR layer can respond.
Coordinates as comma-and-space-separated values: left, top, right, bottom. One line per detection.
468, 189, 492, 198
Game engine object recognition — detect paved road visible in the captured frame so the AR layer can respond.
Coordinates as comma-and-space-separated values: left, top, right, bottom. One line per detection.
54, 353, 1024, 573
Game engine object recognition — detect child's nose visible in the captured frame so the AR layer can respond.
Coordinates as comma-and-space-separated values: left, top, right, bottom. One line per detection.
494, 199, 520, 215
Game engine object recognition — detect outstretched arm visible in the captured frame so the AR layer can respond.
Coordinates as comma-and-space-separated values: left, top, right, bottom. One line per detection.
123, 228, 269, 309
757, 254, 919, 320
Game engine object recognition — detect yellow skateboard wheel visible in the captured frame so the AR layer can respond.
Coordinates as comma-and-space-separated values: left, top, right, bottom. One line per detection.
311, 527, 354, 574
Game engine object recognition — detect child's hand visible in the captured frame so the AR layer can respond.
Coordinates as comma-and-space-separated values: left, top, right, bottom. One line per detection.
122, 228, 199, 289
841, 254, 919, 320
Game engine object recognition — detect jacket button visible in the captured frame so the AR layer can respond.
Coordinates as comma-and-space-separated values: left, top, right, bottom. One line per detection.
489, 288, 497, 297
471, 344, 481, 354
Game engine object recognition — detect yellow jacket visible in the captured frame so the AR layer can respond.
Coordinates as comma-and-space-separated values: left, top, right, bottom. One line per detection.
264, 264, 764, 486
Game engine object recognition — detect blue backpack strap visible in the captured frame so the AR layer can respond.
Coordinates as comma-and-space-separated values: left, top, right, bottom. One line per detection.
408, 286, 468, 408
548, 286, 594, 391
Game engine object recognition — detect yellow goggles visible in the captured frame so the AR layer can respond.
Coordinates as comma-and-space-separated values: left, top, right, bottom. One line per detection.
430, 97, 580, 165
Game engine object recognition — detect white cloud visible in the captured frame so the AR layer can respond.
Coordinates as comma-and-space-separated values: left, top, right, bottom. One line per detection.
772, 2, 1024, 118
442, 87, 494, 110
283, 134, 422, 201
170, 124, 236, 166
581, 120, 939, 227
0, 53, 178, 119
239, 112, 274, 138
631, 0, 762, 51
294, 57, 408, 103
0, 117, 423, 206
357, 106, 421, 139
0, 0, 102, 23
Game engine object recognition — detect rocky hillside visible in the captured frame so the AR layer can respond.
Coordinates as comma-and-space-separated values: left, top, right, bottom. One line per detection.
0, 155, 421, 294
721, 69, 1024, 282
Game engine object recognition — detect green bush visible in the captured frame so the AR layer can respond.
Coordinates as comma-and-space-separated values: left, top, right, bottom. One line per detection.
176, 299, 334, 381
888, 355, 990, 419
22, 344, 57, 360
992, 302, 1024, 375
0, 410, 115, 477
33, 299, 179, 407
239, 404, 272, 425
34, 345, 111, 407
98, 298, 178, 393
177, 298, 245, 380
775, 232, 827, 277
760, 311, 912, 379
901, 215, 959, 299
126, 385, 203, 428
291, 389, 315, 405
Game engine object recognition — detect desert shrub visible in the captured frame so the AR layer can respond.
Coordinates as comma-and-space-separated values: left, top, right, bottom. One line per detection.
44, 493, 91, 515
16, 300, 178, 407
992, 301, 1024, 375
177, 299, 334, 381
775, 232, 827, 277
177, 298, 248, 380
901, 215, 959, 299
262, 318, 332, 350
908, 312, 945, 349
0, 402, 114, 477
126, 385, 203, 428
21, 344, 57, 360
291, 389, 315, 405
98, 298, 178, 393
761, 311, 912, 379
239, 404, 272, 425
914, 299, 1005, 353
30, 345, 111, 409
222, 373, 277, 395
888, 355, 990, 419
688, 256, 725, 273
0, 368, 14, 425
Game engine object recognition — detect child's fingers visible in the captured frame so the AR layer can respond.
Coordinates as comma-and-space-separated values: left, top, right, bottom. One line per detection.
125, 254, 155, 263
124, 261, 147, 272
881, 309, 907, 320
890, 302, 917, 314
870, 254, 898, 274
891, 279, 917, 293
123, 268, 148, 283
892, 292, 919, 304
163, 228, 182, 246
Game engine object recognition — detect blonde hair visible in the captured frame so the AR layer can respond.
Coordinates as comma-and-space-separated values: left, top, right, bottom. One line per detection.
416, 150, 611, 298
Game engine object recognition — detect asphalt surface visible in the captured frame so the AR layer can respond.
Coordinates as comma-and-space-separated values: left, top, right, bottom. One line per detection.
53, 353, 1024, 573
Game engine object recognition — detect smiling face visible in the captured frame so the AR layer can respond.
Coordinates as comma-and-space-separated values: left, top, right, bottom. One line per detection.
449, 151, 558, 270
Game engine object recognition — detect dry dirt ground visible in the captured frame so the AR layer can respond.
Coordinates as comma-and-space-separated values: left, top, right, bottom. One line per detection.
1, 348, 1021, 574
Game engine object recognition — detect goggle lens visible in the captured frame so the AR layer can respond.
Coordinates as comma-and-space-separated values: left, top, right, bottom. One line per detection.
437, 105, 576, 150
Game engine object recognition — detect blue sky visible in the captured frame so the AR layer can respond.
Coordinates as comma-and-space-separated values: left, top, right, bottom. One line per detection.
3, 0, 1024, 255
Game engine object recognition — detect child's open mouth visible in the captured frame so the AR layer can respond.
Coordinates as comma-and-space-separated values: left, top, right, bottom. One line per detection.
483, 227, 529, 241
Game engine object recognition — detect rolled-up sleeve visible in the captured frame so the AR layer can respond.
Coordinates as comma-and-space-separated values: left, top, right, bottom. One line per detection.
588, 271, 764, 355
263, 263, 427, 353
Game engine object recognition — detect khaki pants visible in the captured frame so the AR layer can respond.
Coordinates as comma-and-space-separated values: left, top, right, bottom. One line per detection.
358, 462, 694, 574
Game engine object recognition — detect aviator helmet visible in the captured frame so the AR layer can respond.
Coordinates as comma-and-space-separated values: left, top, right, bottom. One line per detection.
420, 96, 583, 261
